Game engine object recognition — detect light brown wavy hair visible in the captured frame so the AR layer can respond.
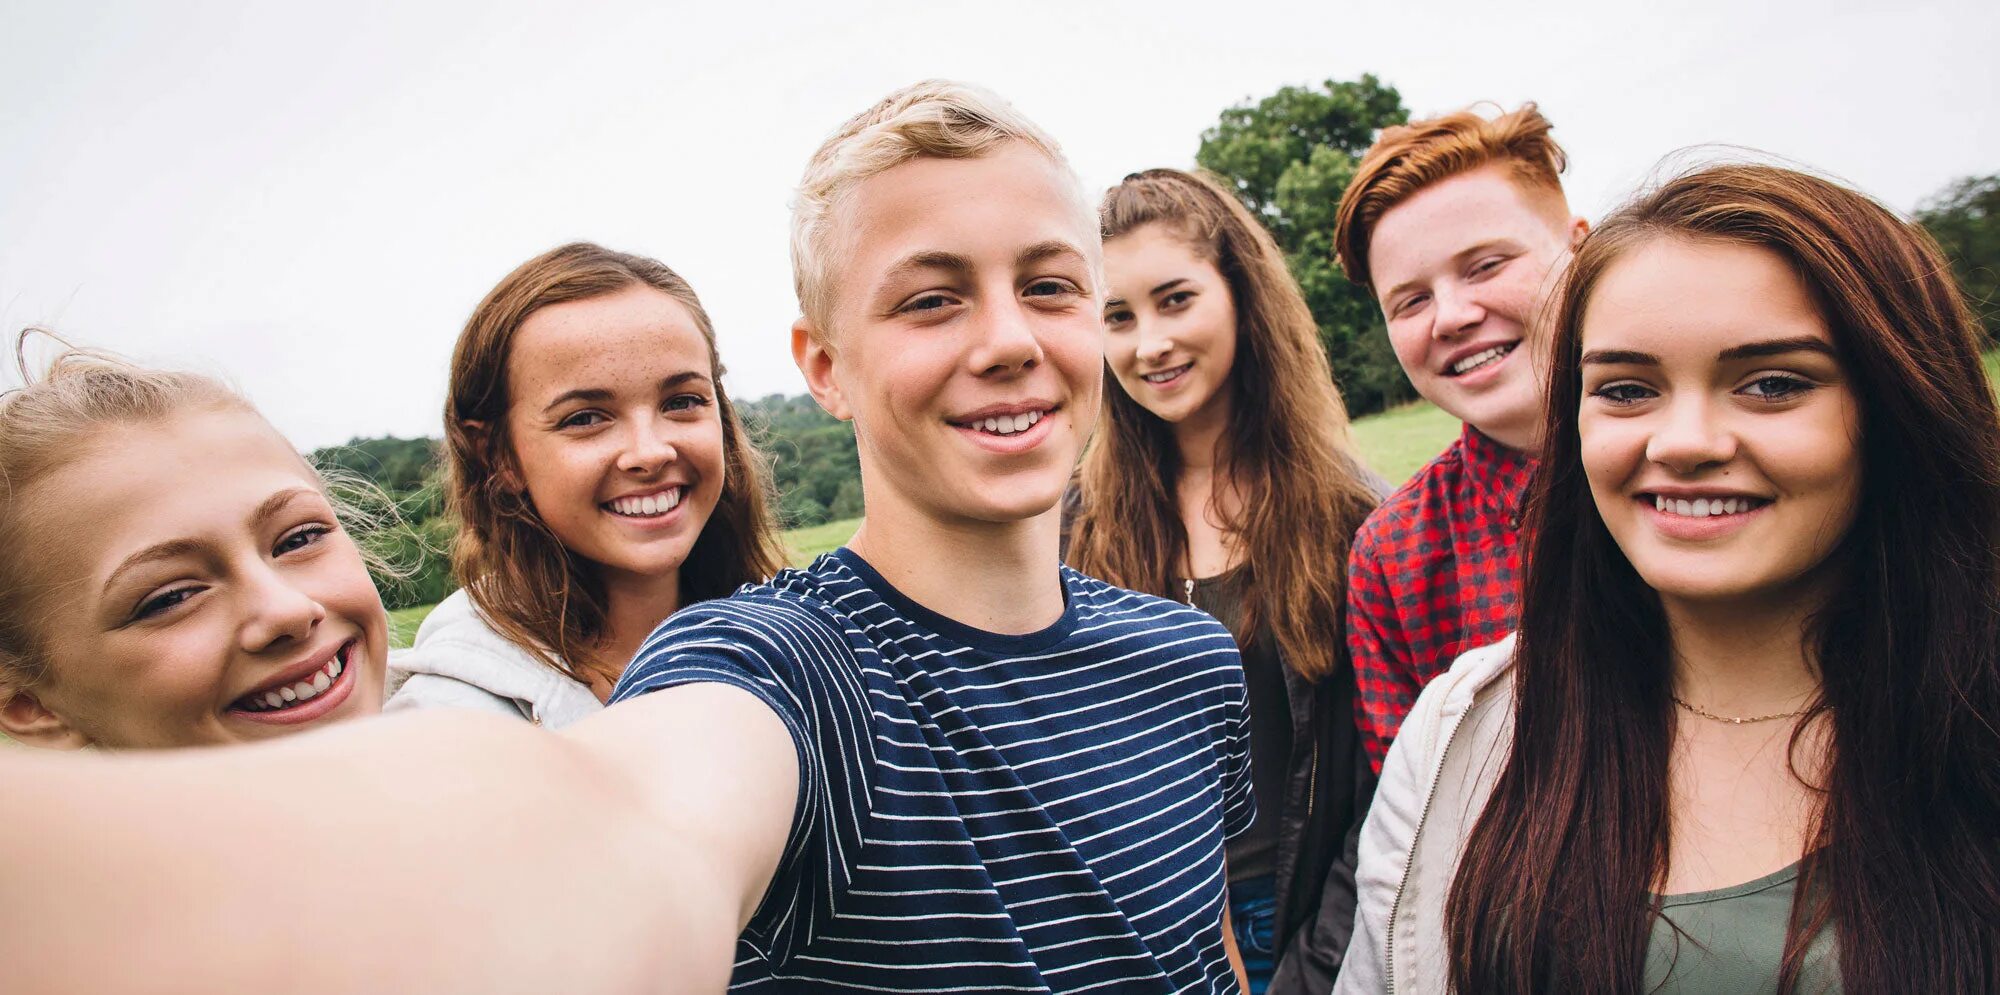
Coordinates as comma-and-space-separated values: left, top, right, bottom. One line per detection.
445, 243, 784, 686
1334, 102, 1570, 293
1066, 169, 1381, 680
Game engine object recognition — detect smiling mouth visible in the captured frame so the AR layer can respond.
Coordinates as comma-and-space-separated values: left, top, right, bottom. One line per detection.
951, 408, 1052, 437
1447, 343, 1517, 377
235, 641, 353, 713
1141, 363, 1192, 385
605, 487, 685, 518
1643, 494, 1771, 518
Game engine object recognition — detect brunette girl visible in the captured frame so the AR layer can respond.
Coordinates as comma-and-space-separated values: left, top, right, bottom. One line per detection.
1338, 164, 2000, 993
386, 242, 784, 727
1066, 168, 1385, 993
0, 334, 388, 748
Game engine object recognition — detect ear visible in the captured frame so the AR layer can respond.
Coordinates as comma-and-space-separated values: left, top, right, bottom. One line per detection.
792, 318, 853, 422
0, 690, 91, 750
461, 419, 525, 493
1568, 215, 1591, 249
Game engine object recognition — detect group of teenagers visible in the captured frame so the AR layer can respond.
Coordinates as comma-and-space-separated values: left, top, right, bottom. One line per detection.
0, 78, 1994, 994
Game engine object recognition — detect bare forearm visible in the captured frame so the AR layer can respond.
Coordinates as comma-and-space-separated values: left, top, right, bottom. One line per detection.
0, 709, 740, 993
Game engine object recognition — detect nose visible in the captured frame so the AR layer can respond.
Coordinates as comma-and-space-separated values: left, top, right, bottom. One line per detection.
1133, 317, 1175, 365
238, 561, 326, 654
1431, 283, 1486, 341
618, 416, 678, 476
967, 297, 1044, 376
1646, 395, 1738, 473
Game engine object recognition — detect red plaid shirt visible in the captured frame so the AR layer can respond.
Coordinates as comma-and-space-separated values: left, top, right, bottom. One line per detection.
1347, 425, 1535, 772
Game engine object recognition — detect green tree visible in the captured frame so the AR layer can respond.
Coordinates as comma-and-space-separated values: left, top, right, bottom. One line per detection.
1915, 173, 2000, 340
1196, 74, 1413, 415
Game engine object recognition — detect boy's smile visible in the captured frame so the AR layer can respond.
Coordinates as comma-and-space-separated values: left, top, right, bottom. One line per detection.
799, 141, 1103, 527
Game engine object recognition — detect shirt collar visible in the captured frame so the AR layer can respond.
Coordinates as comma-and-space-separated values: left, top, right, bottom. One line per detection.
1459, 423, 1537, 518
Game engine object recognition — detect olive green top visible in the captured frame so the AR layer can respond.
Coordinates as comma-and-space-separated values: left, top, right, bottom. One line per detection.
1645, 862, 1840, 994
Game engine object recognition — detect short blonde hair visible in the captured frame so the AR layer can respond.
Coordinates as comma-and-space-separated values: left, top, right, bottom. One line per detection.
789, 79, 1093, 334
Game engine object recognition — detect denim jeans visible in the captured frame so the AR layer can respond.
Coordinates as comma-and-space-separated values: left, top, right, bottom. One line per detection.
1228, 874, 1277, 995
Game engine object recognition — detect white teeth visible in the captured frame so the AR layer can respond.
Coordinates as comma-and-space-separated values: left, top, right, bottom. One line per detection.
294, 680, 319, 701
279, 686, 297, 702
329, 658, 343, 679
1143, 365, 1190, 384
312, 672, 331, 692
1451, 345, 1513, 375
967, 411, 1045, 436
609, 489, 684, 517
263, 691, 284, 709
1653, 496, 1757, 517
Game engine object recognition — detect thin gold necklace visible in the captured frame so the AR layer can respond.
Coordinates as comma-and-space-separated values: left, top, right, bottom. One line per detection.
1670, 694, 1812, 725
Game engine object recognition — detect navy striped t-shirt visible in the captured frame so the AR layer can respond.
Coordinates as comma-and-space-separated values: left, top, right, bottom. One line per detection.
611, 547, 1255, 992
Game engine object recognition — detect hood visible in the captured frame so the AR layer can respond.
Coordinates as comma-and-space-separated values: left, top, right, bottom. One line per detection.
387, 588, 577, 708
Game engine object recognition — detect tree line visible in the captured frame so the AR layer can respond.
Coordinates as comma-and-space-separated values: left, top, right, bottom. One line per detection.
314, 74, 1998, 611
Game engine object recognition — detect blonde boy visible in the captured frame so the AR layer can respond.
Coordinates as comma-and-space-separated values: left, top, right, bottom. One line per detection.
0, 81, 1255, 994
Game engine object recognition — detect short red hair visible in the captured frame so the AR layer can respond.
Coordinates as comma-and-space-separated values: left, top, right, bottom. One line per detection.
1334, 103, 1569, 292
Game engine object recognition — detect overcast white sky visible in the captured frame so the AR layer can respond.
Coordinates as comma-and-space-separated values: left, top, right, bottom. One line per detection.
4, 0, 1996, 450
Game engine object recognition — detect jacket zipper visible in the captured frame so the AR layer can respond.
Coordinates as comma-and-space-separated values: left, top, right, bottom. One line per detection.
1384, 695, 1465, 995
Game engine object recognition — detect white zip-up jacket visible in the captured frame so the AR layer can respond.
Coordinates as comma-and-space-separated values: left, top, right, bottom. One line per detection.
1335, 633, 1517, 995
384, 589, 605, 730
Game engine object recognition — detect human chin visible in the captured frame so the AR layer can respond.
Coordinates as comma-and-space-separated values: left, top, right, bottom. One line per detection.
936, 414, 1076, 521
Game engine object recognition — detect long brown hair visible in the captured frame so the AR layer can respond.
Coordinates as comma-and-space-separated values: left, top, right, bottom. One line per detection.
445, 243, 784, 685
1067, 168, 1380, 680
1447, 164, 2000, 992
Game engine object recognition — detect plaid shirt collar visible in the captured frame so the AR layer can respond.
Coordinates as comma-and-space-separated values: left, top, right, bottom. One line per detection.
1458, 423, 1536, 525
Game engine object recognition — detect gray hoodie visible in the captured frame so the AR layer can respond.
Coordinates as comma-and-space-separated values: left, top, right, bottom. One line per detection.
384, 589, 605, 730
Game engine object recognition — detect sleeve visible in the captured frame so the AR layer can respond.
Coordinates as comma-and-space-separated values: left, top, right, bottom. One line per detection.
1330, 673, 1450, 995
1268, 727, 1378, 994
383, 673, 529, 722
1216, 642, 1257, 842
609, 596, 876, 968
1346, 525, 1418, 775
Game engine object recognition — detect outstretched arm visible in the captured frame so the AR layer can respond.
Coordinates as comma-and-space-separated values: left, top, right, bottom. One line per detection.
0, 682, 797, 994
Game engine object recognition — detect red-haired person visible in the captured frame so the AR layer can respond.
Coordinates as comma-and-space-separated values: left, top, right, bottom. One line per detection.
1332, 104, 1588, 770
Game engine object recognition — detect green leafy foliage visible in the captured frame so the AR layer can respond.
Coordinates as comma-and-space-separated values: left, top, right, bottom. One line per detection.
1916, 173, 2000, 341
740, 393, 860, 528
1196, 74, 1415, 415
310, 436, 451, 611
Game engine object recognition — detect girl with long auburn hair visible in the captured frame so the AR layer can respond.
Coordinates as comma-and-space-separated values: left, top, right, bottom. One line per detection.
387, 242, 784, 727
1337, 163, 2000, 994
1066, 168, 1385, 993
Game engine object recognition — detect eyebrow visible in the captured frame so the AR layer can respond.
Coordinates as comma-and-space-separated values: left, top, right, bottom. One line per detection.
99, 486, 320, 599
1017, 239, 1089, 270
1379, 240, 1512, 302
882, 250, 974, 284
1581, 336, 1839, 367
541, 372, 713, 414
1105, 278, 1190, 312
882, 240, 1091, 288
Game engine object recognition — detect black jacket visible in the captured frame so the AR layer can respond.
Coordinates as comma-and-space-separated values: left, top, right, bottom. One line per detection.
1265, 648, 1377, 994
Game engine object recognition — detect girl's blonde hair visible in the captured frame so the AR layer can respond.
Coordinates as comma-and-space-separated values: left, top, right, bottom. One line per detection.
0, 330, 253, 697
